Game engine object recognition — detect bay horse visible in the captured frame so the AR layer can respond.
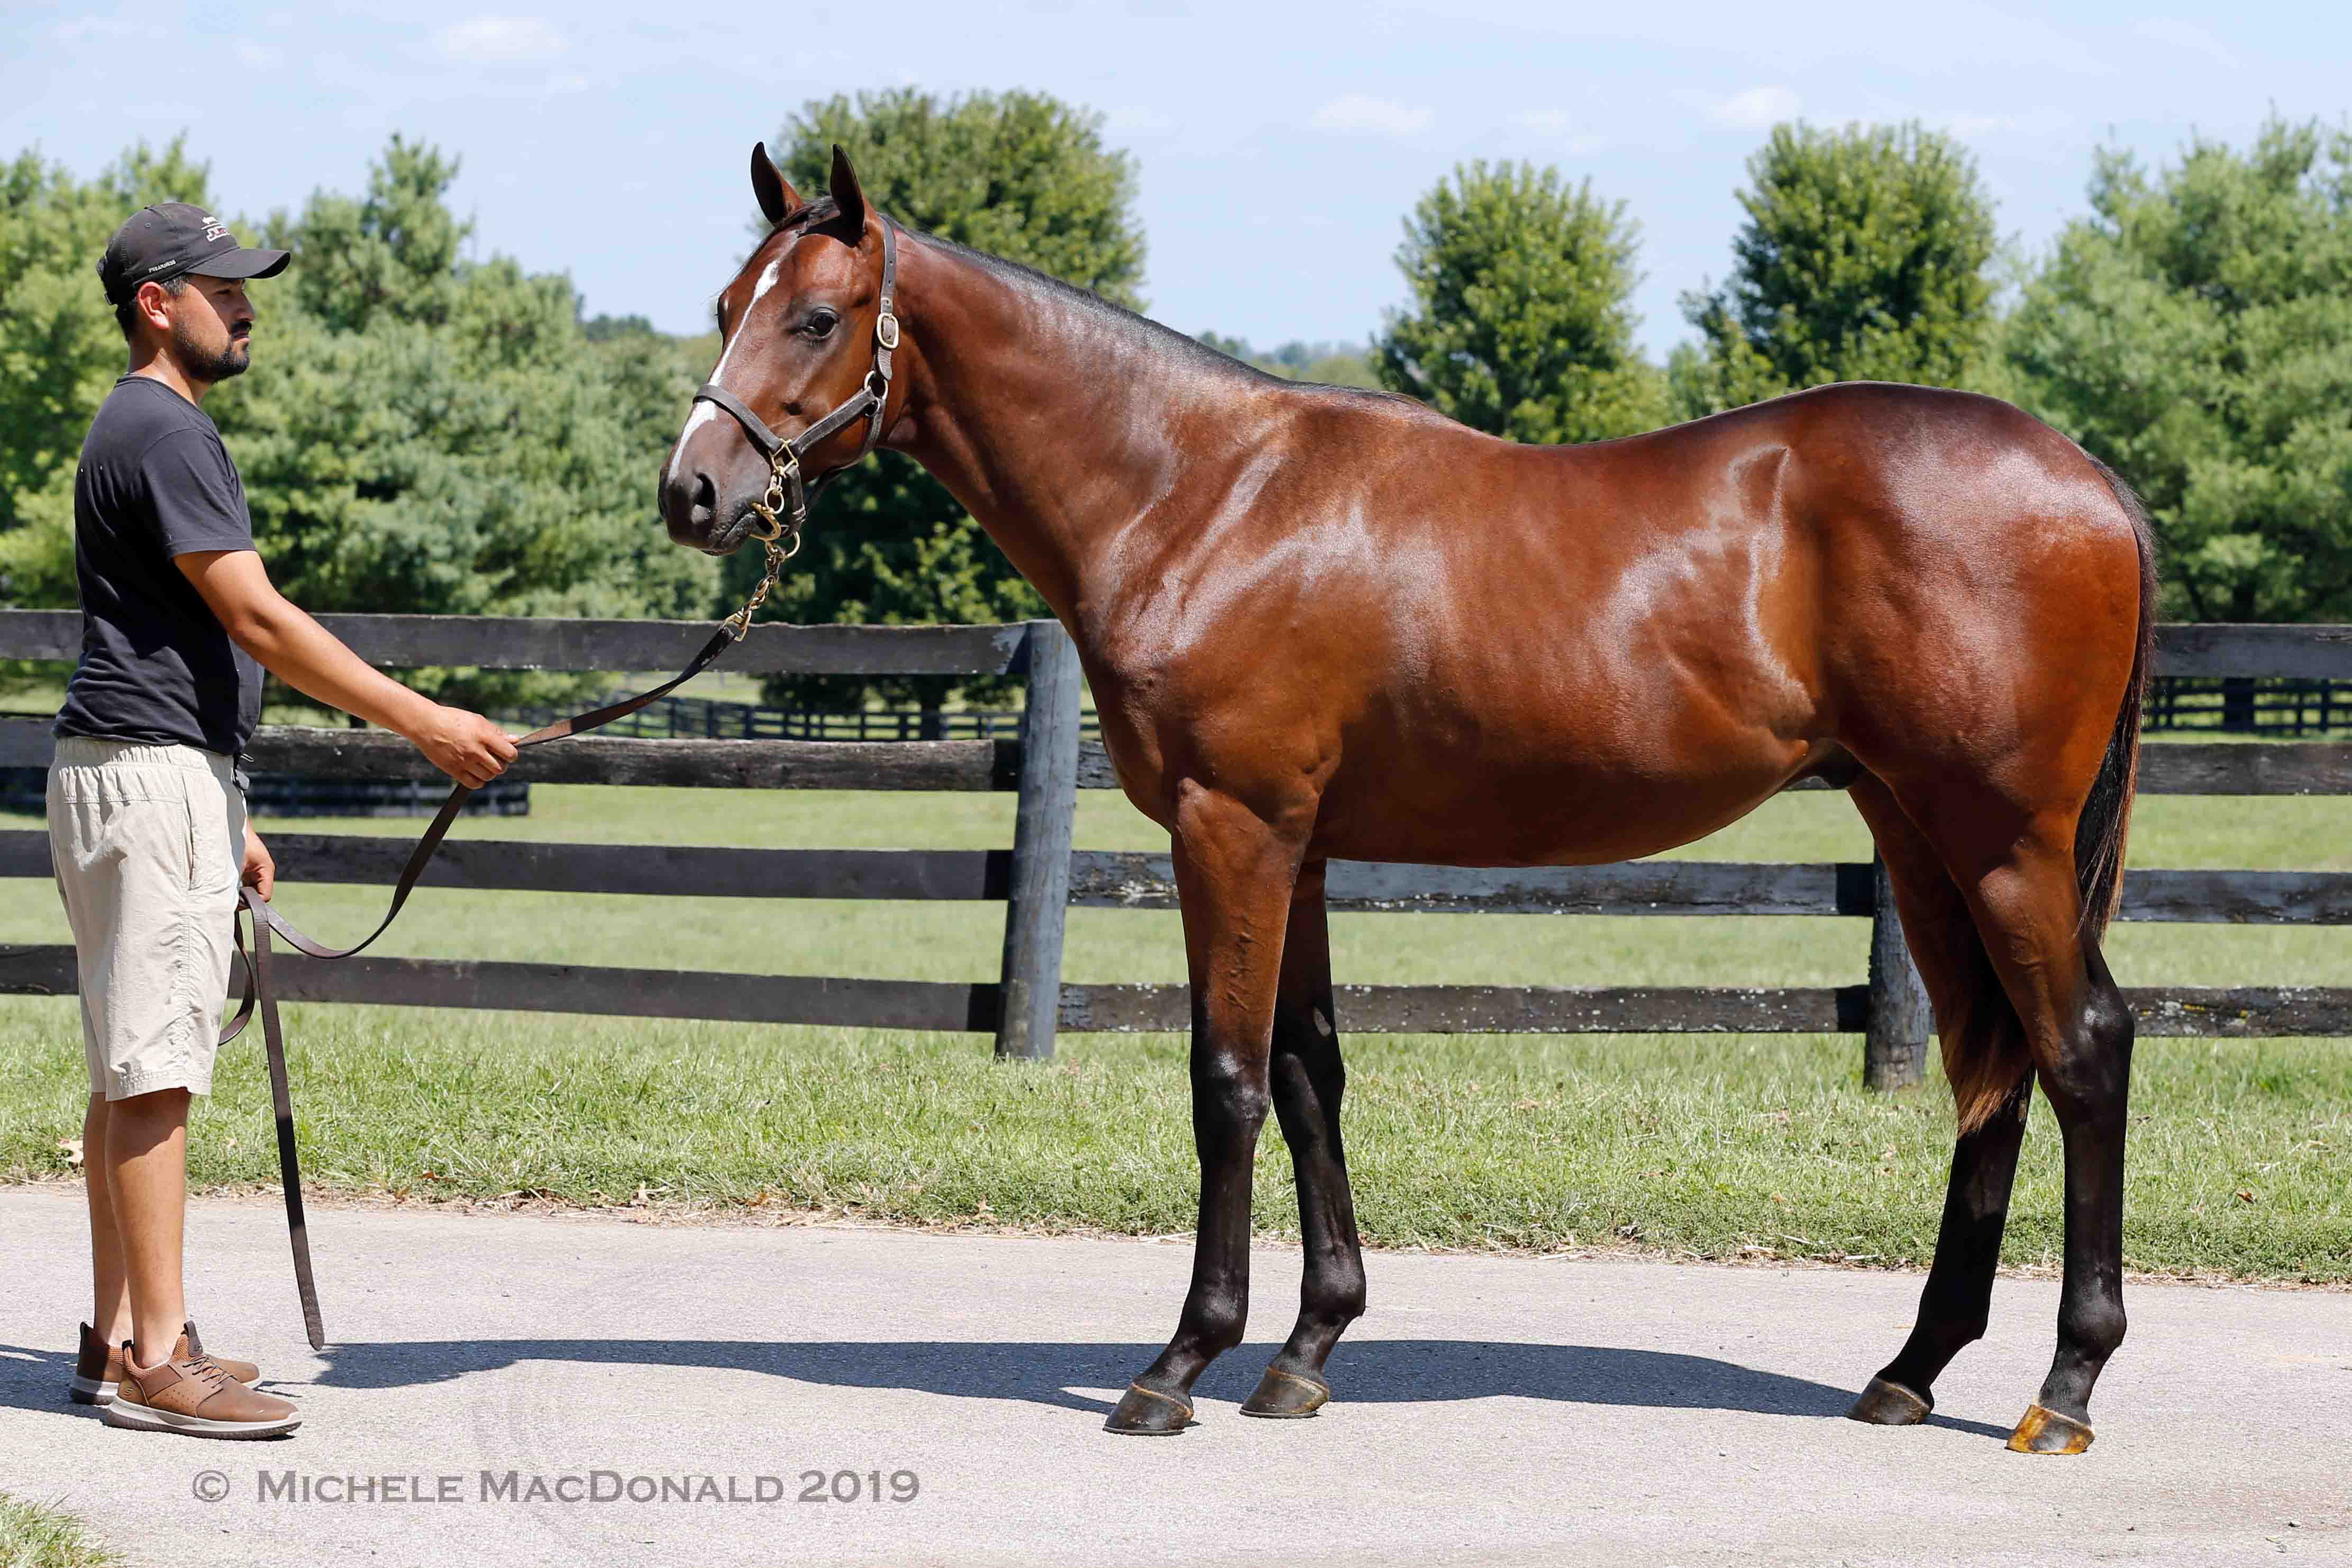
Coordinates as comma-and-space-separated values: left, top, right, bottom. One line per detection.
660, 144, 2156, 1456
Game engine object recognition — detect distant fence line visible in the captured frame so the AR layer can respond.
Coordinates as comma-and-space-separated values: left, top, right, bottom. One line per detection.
503, 676, 2341, 745
0, 610, 2345, 1085
2144, 676, 2346, 736
497, 690, 1106, 745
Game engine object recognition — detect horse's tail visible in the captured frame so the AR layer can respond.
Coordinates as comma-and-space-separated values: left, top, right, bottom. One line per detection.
2076, 457, 2157, 939
1948, 454, 2154, 1135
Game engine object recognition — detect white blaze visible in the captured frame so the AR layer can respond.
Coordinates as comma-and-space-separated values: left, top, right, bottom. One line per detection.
665, 251, 789, 488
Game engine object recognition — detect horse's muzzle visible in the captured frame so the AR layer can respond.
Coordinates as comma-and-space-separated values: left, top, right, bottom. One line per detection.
660, 466, 753, 555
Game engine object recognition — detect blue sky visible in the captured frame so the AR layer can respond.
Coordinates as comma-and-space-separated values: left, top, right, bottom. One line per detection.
5, 2, 2344, 359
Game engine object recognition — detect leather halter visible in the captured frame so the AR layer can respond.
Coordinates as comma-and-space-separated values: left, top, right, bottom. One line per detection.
691, 214, 900, 543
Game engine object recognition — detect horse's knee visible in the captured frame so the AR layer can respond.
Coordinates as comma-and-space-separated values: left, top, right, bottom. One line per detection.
1191, 1051, 1272, 1134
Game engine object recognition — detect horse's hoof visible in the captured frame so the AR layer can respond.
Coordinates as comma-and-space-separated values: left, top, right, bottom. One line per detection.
2006, 1403, 2094, 1455
1846, 1375, 1932, 1426
1104, 1382, 1194, 1435
1238, 1366, 1330, 1419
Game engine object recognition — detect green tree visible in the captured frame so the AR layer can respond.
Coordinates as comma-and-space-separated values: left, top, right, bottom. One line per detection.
1672, 121, 1998, 417
749, 88, 1146, 712
2007, 117, 2352, 623
212, 141, 718, 701
0, 138, 213, 598
1374, 160, 1665, 443
0, 135, 721, 707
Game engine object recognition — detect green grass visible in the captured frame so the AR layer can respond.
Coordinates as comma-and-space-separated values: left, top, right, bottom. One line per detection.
1, 787, 2346, 1280
0, 1494, 118, 1568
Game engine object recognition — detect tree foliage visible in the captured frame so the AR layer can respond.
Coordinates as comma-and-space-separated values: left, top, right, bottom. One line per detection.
1373, 160, 1665, 443
1672, 122, 1998, 417
0, 138, 213, 564
1196, 332, 1379, 388
2007, 117, 2352, 622
0, 135, 719, 704
746, 88, 1146, 708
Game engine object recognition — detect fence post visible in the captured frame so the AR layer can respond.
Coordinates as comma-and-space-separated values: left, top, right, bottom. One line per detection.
996, 619, 1082, 1060
1864, 852, 1931, 1091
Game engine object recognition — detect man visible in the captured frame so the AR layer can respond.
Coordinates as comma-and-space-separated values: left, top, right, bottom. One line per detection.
53, 202, 517, 1439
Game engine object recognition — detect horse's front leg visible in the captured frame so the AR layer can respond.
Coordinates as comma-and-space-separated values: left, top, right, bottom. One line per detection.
1105, 784, 1306, 1435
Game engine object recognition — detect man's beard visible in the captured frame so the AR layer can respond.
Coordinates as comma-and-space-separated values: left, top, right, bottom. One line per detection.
174, 320, 250, 382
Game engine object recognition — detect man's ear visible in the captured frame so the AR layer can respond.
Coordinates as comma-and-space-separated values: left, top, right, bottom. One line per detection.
751, 142, 801, 226
827, 143, 868, 238
134, 279, 176, 338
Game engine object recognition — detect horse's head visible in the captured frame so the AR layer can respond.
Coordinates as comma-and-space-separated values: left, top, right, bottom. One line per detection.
661, 142, 899, 555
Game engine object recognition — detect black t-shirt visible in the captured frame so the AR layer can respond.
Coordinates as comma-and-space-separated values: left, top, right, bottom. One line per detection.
53, 376, 263, 755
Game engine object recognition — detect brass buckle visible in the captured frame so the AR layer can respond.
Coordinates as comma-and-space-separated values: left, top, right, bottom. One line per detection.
876, 310, 900, 351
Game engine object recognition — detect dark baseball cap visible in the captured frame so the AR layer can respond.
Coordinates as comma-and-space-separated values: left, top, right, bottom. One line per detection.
98, 202, 289, 306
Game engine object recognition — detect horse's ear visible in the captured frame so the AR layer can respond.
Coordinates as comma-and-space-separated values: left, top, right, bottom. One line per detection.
827, 143, 868, 237
751, 142, 800, 226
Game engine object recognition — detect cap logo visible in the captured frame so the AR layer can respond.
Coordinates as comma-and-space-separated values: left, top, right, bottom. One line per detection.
203, 225, 229, 243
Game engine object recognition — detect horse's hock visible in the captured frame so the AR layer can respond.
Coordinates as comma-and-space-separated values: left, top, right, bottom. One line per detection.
0, 610, 2346, 1068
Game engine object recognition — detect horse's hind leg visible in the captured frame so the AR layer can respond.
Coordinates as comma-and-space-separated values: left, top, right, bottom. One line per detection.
1845, 775, 2031, 1427
1239, 859, 1365, 1419
1854, 778, 2134, 1454
1103, 785, 1307, 1436
1961, 826, 2135, 1454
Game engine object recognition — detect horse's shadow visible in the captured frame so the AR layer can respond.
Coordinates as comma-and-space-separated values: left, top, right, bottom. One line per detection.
0, 1337, 2010, 1440
352, 1337, 2007, 1438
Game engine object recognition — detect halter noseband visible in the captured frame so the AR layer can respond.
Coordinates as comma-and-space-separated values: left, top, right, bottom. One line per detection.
692, 214, 900, 551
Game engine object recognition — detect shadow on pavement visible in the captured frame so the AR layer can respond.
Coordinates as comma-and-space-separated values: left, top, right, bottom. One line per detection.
241, 1337, 2008, 1440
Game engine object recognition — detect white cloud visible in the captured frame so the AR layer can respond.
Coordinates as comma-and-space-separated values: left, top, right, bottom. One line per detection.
2135, 17, 2242, 68
233, 41, 282, 68
1517, 109, 1572, 133
1311, 94, 1432, 139
433, 15, 566, 65
1710, 85, 1801, 130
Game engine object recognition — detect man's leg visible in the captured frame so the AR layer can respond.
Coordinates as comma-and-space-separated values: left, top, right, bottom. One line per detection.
103, 1087, 192, 1369
83, 1092, 133, 1349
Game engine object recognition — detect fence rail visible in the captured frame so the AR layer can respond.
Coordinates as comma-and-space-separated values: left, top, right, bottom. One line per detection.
1, 614, 2347, 1076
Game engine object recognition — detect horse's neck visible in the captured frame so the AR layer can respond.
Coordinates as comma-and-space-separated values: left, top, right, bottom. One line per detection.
887, 237, 1229, 626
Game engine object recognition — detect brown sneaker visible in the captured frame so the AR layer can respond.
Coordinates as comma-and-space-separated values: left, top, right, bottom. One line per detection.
71, 1320, 259, 1406
100, 1342, 298, 1439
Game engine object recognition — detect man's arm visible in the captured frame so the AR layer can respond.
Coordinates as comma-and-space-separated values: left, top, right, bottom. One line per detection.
175, 549, 517, 789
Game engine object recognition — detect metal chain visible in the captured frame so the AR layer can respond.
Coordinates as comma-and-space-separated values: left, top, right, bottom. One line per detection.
722, 443, 809, 641
722, 525, 798, 642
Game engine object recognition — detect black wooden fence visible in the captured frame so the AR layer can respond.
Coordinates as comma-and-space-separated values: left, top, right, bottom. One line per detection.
0, 610, 2346, 1081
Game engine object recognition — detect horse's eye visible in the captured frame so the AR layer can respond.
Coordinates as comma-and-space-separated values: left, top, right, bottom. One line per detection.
801, 309, 838, 339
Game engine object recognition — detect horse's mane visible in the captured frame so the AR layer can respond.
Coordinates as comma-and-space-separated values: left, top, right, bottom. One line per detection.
771, 196, 1346, 394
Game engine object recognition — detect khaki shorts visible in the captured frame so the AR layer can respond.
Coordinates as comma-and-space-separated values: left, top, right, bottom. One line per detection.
48, 737, 247, 1101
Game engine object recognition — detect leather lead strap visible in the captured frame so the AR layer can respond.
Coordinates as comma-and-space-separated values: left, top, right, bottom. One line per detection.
237, 884, 322, 1351
218, 623, 742, 1347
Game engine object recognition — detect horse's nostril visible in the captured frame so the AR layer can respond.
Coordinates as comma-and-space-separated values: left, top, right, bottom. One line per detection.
688, 472, 715, 528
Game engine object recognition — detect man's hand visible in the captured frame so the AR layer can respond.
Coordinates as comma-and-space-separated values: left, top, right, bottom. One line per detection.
241, 821, 275, 901
405, 704, 519, 789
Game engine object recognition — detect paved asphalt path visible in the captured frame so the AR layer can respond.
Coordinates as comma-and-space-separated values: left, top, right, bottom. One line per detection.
1, 1184, 2345, 1567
